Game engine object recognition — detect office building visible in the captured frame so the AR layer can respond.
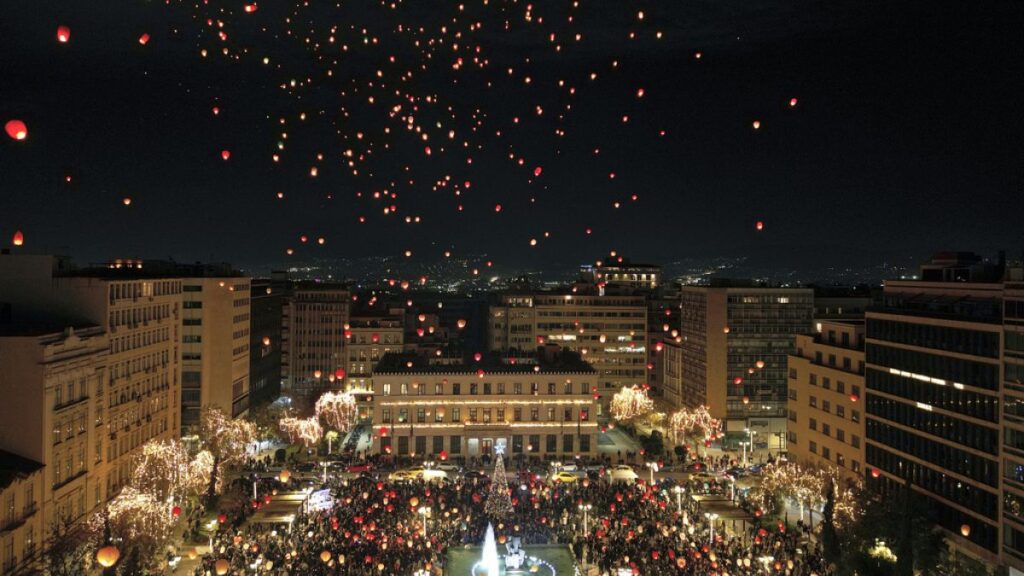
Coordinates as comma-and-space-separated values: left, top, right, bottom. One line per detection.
579, 253, 661, 294
282, 282, 350, 398
249, 276, 287, 409
786, 320, 866, 483
679, 281, 813, 445
864, 252, 1010, 566
180, 272, 251, 434
369, 351, 599, 459
488, 292, 647, 415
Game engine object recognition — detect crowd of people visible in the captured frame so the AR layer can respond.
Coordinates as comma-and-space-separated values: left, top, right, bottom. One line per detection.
188, 454, 832, 575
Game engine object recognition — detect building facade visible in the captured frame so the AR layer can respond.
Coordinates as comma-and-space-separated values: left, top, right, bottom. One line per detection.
0, 255, 182, 507
488, 292, 647, 415
865, 279, 1003, 563
180, 276, 252, 433
282, 283, 350, 398
679, 283, 814, 445
369, 352, 599, 460
786, 321, 866, 483
249, 277, 286, 410
0, 452, 44, 575
345, 314, 404, 393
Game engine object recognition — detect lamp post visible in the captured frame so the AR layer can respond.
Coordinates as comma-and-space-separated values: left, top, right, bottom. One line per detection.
322, 461, 330, 484
742, 428, 757, 467
673, 485, 684, 515
645, 461, 659, 485
704, 512, 719, 545
252, 475, 259, 501
418, 506, 430, 538
578, 503, 592, 535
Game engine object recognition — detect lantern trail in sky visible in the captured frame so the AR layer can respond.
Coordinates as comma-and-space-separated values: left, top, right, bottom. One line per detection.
0, 1, 1019, 273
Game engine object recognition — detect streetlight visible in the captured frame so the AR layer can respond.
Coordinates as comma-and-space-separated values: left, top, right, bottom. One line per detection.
704, 512, 719, 545
673, 485, 685, 515
742, 428, 757, 467
577, 503, 592, 534
251, 475, 259, 501
645, 461, 659, 485
418, 506, 430, 538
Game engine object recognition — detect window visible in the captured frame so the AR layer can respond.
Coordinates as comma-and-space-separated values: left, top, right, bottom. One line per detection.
450, 436, 461, 454
852, 410, 860, 423
851, 435, 860, 448
514, 408, 522, 422
484, 382, 492, 395
531, 383, 539, 395
822, 400, 831, 413
453, 383, 461, 395
836, 405, 845, 418
470, 383, 478, 395
809, 441, 818, 454
452, 408, 460, 422
810, 374, 817, 386
837, 381, 845, 394
546, 434, 557, 452
822, 423, 831, 436
382, 383, 391, 396
836, 429, 845, 442
513, 383, 522, 395
548, 383, 556, 395
837, 453, 845, 467
809, 418, 817, 431
823, 377, 831, 390
469, 409, 478, 422
530, 408, 539, 421
434, 383, 443, 395
809, 396, 817, 408
498, 383, 505, 394
400, 383, 409, 395
789, 368, 797, 379
822, 446, 831, 460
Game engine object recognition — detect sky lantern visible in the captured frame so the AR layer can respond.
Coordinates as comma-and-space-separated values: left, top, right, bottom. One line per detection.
494, 204, 502, 212
56, 25, 71, 43
96, 545, 120, 568
244, 3, 258, 12
756, 221, 764, 231
212, 106, 220, 115
221, 149, 231, 161
457, 319, 467, 329
122, 197, 132, 206
790, 97, 798, 107
752, 120, 761, 130
12, 231, 24, 246
138, 33, 150, 45
334, 368, 346, 379
961, 524, 971, 537
5, 120, 27, 140
533, 166, 542, 177
755, 360, 765, 369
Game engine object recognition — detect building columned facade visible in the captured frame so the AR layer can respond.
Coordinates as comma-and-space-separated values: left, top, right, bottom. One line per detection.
786, 321, 865, 483
0, 452, 44, 574
369, 352, 599, 460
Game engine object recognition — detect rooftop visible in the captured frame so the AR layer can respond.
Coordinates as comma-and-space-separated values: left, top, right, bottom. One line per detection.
0, 451, 44, 491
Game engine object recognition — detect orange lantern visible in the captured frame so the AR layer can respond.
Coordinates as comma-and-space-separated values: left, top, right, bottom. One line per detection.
215, 559, 230, 575
96, 545, 120, 568
57, 25, 71, 43
12, 231, 24, 246
138, 33, 150, 45
961, 524, 971, 537
321, 550, 332, 563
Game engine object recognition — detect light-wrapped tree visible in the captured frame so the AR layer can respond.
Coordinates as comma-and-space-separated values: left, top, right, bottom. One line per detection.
484, 452, 513, 519
200, 407, 258, 501
609, 385, 654, 423
279, 416, 324, 447
315, 390, 358, 433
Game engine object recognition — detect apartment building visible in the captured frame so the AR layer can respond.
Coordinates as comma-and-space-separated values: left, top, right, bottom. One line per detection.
786, 321, 866, 483
0, 255, 181, 506
0, 452, 44, 574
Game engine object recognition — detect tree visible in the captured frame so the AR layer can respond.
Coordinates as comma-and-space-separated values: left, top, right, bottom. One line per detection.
130, 439, 191, 502
87, 487, 175, 572
609, 385, 654, 423
200, 407, 258, 501
315, 390, 358, 434
667, 406, 722, 456
42, 511, 90, 576
484, 452, 513, 519
821, 478, 840, 563
279, 416, 323, 447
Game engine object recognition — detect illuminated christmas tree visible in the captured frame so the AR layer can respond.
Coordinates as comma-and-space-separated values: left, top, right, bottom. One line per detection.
484, 449, 513, 519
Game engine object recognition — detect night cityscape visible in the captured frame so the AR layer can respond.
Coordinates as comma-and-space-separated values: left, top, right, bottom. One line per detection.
0, 1, 1021, 575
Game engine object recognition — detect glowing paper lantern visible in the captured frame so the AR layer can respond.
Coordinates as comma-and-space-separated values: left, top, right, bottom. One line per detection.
215, 559, 230, 575
533, 166, 542, 177
57, 25, 71, 43
221, 150, 231, 161
5, 120, 27, 140
96, 545, 120, 567
138, 33, 150, 45
752, 120, 761, 130
756, 221, 764, 231
335, 368, 346, 379
217, 513, 227, 524
321, 550, 332, 563
12, 231, 24, 246
172, 505, 182, 518
870, 468, 881, 478
790, 97, 798, 107
961, 524, 971, 537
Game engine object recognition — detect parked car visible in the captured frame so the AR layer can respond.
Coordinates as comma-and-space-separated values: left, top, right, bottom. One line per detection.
608, 465, 639, 483
347, 462, 373, 473
552, 471, 579, 484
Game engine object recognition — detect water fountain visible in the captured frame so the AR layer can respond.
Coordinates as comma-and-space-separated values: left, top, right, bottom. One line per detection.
480, 524, 501, 576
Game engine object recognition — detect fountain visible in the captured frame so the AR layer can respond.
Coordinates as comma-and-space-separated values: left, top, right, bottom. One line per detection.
481, 524, 501, 576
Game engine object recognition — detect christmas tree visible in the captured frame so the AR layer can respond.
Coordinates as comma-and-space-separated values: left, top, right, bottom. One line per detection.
484, 449, 513, 519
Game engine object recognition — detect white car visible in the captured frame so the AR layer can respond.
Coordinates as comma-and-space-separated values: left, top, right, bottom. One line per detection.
608, 465, 639, 483
421, 469, 449, 483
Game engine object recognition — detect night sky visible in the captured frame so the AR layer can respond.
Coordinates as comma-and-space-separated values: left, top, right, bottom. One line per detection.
1, 1, 1021, 272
